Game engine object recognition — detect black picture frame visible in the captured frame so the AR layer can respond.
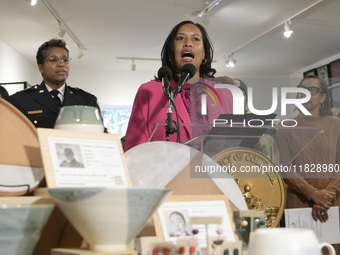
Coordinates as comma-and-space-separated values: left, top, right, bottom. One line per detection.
0, 81, 30, 96
316, 64, 330, 86
303, 68, 316, 78
329, 85, 340, 108
329, 59, 340, 86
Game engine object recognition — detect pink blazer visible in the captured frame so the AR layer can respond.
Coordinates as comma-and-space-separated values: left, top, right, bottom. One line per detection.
124, 79, 233, 151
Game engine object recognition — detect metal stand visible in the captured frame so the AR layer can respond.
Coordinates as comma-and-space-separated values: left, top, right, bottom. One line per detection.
165, 89, 177, 141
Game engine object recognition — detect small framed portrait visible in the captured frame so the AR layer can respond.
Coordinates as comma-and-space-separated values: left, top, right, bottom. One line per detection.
303, 69, 316, 78
330, 59, 340, 86
55, 144, 84, 168
316, 65, 330, 85
153, 195, 237, 249
164, 210, 192, 237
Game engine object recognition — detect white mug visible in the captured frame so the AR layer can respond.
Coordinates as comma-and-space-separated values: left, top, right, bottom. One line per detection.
248, 228, 335, 255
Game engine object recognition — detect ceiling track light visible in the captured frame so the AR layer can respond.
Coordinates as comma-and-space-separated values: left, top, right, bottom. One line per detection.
202, 11, 210, 26
284, 20, 293, 38
225, 54, 236, 68
222, 0, 323, 68
41, 0, 86, 58
77, 47, 84, 59
26, 0, 38, 6
58, 22, 66, 38
192, 0, 221, 18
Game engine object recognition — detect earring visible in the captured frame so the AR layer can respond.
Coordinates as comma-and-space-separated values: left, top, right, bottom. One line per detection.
320, 102, 324, 108
202, 58, 207, 65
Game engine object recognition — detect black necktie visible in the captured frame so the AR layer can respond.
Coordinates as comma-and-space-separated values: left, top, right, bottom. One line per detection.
50, 89, 62, 106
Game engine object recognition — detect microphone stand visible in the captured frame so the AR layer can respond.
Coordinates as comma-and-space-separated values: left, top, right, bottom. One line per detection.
165, 88, 177, 141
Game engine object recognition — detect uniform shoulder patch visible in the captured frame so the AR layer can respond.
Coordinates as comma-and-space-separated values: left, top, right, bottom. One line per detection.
68, 85, 81, 90
12, 85, 38, 95
68, 85, 92, 95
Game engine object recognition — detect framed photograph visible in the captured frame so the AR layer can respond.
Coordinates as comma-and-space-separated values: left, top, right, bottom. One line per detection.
153, 195, 237, 249
316, 64, 330, 85
330, 85, 340, 108
330, 59, 340, 86
0, 81, 30, 96
303, 69, 316, 78
37, 128, 131, 187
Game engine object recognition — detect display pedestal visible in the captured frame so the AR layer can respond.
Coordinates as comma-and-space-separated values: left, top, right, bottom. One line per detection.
51, 248, 138, 255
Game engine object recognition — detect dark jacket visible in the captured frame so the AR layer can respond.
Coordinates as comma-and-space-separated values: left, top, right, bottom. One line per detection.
9, 82, 101, 128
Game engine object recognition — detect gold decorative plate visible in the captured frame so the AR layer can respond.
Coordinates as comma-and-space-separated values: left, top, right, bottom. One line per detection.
212, 147, 286, 227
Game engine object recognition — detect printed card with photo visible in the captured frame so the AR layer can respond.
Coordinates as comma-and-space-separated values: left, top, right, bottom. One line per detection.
154, 195, 237, 249
37, 128, 131, 187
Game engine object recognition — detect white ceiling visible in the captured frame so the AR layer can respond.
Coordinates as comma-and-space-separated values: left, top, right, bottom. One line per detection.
1, 0, 340, 77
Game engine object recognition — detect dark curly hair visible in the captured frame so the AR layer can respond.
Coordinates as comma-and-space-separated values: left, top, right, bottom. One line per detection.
36, 38, 69, 65
159, 20, 216, 81
0, 85, 9, 100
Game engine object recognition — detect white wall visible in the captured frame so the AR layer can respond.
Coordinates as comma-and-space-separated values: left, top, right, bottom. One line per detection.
0, 40, 40, 85
67, 68, 156, 106
291, 52, 340, 79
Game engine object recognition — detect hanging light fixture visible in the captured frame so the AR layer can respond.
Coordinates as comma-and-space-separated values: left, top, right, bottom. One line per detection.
225, 54, 237, 68
192, 0, 221, 17
283, 20, 293, 38
58, 22, 66, 38
77, 47, 84, 59
202, 10, 210, 26
192, 0, 221, 25
131, 59, 136, 71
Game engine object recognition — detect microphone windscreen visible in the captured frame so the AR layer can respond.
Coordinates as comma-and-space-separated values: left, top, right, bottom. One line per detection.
158, 66, 172, 80
181, 63, 196, 79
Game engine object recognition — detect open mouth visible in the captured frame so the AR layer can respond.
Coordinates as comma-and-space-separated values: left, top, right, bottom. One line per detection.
182, 51, 194, 60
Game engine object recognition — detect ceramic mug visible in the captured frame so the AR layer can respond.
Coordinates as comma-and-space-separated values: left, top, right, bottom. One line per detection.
55, 105, 104, 133
248, 228, 335, 255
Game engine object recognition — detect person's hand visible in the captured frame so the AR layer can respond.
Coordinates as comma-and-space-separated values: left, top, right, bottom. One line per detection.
310, 189, 335, 209
312, 204, 329, 222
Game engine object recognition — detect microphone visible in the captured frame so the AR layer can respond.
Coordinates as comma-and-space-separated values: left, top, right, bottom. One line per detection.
158, 66, 172, 97
174, 63, 196, 96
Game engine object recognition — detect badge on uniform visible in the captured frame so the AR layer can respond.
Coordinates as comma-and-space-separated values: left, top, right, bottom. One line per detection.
28, 110, 43, 115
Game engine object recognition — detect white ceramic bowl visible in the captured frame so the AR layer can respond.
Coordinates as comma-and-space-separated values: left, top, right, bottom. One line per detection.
48, 187, 172, 251
0, 204, 54, 255
248, 228, 335, 255
54, 105, 104, 133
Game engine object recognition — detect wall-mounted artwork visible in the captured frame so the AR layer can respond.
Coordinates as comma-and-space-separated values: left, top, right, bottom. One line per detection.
316, 65, 330, 86
303, 69, 316, 78
330, 59, 340, 86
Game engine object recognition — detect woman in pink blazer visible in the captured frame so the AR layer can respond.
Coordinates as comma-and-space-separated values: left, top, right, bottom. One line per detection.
124, 20, 233, 151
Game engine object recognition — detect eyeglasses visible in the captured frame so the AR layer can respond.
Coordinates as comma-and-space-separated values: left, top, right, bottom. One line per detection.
297, 85, 323, 96
45, 57, 71, 64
